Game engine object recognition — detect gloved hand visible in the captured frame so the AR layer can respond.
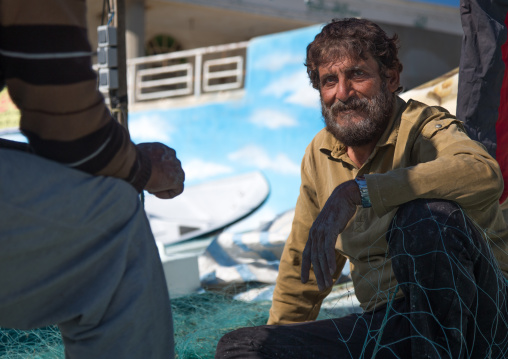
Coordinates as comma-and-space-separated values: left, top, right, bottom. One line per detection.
137, 142, 185, 199
301, 180, 361, 291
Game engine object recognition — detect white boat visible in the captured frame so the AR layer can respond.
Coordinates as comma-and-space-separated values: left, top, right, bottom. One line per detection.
144, 171, 270, 246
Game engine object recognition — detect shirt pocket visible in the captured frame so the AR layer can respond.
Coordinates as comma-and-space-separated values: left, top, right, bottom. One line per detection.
353, 206, 369, 232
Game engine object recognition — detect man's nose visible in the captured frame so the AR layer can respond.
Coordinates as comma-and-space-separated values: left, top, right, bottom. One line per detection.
336, 80, 352, 103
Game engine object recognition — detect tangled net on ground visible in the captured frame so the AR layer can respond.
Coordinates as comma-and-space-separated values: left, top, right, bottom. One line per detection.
0, 289, 272, 359
1, 203, 507, 358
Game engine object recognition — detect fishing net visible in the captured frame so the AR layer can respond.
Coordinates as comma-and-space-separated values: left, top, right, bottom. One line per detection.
0, 286, 274, 359
0, 278, 505, 358
1, 202, 507, 358
172, 289, 272, 358
287, 200, 508, 358
0, 326, 62, 359
0, 282, 361, 359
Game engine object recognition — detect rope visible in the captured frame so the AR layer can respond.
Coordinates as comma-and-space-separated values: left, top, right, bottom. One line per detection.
371, 284, 400, 359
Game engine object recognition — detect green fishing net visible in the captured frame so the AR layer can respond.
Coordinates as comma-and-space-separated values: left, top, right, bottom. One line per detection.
0, 290, 271, 359
0, 282, 360, 359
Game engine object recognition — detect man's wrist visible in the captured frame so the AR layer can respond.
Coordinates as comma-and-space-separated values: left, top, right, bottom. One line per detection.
354, 176, 372, 208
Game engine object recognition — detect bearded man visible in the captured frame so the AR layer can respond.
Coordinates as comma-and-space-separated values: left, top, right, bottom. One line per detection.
215, 18, 508, 358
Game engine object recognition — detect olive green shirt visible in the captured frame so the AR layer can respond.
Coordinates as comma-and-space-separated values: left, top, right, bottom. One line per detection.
268, 97, 508, 325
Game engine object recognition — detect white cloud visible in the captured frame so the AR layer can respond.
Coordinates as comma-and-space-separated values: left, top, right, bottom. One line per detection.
129, 114, 174, 143
183, 158, 234, 181
262, 71, 320, 109
249, 109, 298, 129
253, 52, 304, 72
285, 85, 321, 108
228, 145, 300, 175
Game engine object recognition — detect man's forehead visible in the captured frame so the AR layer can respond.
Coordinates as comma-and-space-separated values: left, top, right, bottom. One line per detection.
318, 54, 379, 75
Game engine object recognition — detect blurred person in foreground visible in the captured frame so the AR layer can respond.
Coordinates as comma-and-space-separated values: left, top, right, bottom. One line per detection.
216, 18, 508, 358
0, 0, 183, 358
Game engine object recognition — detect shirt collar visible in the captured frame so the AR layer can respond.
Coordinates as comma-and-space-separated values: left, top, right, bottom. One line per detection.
319, 96, 407, 160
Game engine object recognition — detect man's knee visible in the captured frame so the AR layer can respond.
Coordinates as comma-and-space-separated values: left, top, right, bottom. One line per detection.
216, 326, 268, 358
392, 198, 463, 230
387, 198, 471, 258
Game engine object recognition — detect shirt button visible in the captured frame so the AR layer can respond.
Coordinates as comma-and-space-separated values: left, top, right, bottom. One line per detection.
435, 124, 442, 128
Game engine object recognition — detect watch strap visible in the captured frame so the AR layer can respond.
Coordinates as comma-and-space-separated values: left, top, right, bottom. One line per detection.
354, 176, 372, 208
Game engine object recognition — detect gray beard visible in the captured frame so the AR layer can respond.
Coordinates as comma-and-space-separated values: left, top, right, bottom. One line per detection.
321, 85, 394, 147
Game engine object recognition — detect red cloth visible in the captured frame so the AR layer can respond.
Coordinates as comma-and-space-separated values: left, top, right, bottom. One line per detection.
496, 13, 508, 203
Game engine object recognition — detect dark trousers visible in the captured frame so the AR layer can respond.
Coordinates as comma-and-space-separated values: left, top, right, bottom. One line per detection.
215, 199, 508, 358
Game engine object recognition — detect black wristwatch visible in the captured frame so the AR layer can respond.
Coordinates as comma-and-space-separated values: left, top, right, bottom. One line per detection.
354, 176, 371, 208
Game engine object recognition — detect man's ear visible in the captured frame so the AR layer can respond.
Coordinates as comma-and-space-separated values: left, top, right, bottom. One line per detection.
385, 69, 400, 93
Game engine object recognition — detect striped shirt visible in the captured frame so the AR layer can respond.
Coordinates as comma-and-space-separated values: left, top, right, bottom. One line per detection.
0, 0, 150, 192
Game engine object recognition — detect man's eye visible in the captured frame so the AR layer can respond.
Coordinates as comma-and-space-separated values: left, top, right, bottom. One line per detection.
323, 77, 336, 85
353, 70, 365, 77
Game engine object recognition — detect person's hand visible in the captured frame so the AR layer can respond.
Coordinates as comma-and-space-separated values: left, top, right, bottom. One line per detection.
137, 142, 185, 199
301, 180, 361, 291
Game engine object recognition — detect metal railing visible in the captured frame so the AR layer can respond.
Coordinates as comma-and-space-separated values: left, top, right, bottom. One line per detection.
126, 41, 248, 105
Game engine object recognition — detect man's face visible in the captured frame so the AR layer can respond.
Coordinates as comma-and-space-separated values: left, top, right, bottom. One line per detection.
318, 54, 397, 147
